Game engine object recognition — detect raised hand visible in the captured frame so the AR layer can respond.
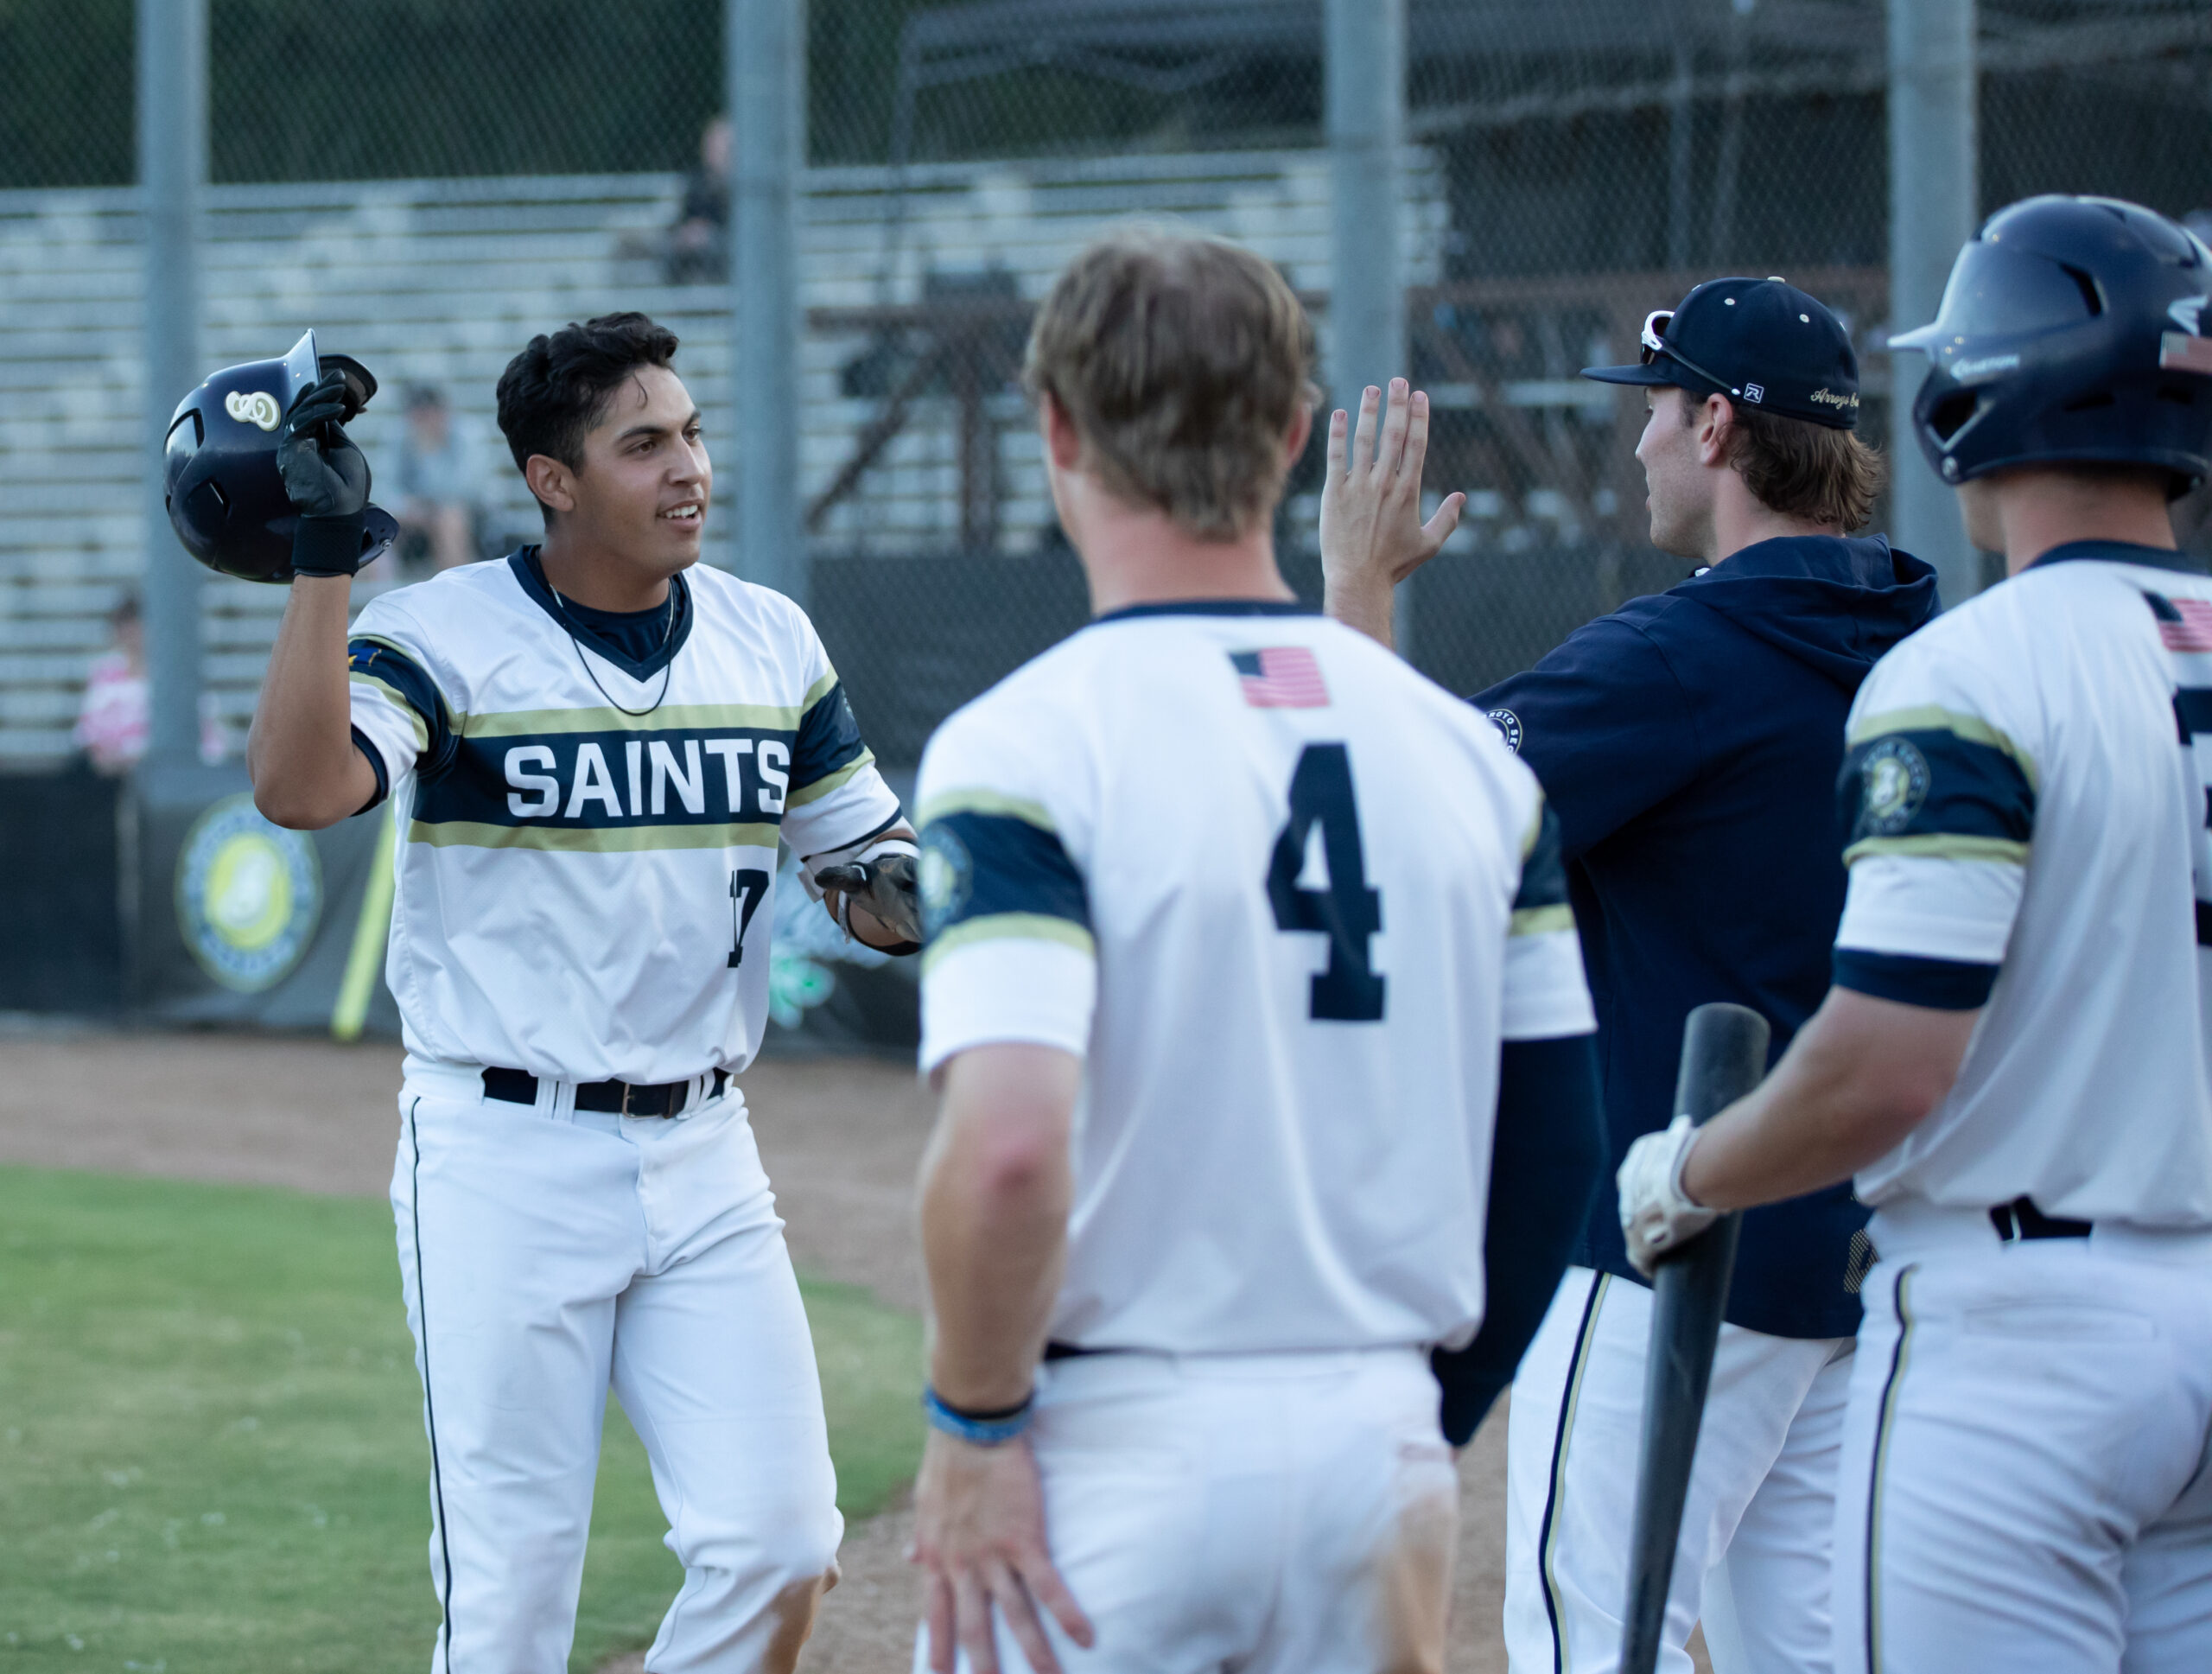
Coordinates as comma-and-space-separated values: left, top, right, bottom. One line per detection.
1318, 378, 1466, 650
275, 370, 371, 523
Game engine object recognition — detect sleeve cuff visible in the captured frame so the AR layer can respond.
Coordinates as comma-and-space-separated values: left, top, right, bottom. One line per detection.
1831, 946, 1998, 1010
351, 725, 390, 815
919, 938, 1096, 1075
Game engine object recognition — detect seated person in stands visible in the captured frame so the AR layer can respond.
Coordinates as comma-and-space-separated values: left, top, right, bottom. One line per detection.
665, 116, 732, 284
73, 591, 225, 771
391, 385, 487, 572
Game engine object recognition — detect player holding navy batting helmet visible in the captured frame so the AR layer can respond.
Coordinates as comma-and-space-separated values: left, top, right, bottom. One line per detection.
906, 225, 1606, 1674
1324, 280, 1938, 1671
1623, 194, 2212, 1669
241, 313, 919, 1672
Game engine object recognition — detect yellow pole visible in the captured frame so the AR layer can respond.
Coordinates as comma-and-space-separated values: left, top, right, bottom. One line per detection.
331, 805, 397, 1041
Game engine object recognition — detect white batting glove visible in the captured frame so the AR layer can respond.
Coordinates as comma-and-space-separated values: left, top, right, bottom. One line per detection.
1618, 1114, 1717, 1276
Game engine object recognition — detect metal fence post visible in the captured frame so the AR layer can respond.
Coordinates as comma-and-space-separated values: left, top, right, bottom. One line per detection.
1888, 0, 1979, 608
138, 0, 207, 773
1325, 0, 1409, 655
731, 0, 806, 609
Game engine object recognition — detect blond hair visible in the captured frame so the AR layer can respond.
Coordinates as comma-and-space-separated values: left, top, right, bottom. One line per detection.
1025, 224, 1318, 541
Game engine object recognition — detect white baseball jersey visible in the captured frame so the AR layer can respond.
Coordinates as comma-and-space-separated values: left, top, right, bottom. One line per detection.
1834, 541, 2212, 1223
915, 601, 1595, 1357
347, 550, 901, 1083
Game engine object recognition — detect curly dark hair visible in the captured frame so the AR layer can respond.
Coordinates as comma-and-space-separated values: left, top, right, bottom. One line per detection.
495, 312, 681, 519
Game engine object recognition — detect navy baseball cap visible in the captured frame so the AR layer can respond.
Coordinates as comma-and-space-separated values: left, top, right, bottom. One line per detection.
1582, 277, 1863, 430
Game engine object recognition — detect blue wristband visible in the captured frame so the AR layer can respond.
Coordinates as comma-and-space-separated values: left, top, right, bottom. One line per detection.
922, 1386, 1034, 1446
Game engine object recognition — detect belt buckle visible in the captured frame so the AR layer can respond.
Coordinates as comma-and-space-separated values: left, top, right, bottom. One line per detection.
619, 1081, 635, 1118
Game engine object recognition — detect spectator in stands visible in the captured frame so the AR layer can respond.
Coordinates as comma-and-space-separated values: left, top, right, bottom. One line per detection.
391, 385, 488, 572
73, 591, 224, 772
665, 115, 733, 283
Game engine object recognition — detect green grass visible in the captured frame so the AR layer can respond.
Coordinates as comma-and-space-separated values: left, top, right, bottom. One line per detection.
0, 1168, 923, 1672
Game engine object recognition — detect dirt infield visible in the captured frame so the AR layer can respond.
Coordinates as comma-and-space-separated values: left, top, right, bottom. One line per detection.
0, 1025, 1702, 1673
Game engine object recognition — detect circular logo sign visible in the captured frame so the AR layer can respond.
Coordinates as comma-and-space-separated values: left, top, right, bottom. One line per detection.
918, 826, 973, 939
1859, 738, 1930, 837
1486, 708, 1523, 754
175, 793, 322, 991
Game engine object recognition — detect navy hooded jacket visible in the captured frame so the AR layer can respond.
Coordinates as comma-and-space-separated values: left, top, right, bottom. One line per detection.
1475, 534, 1940, 1340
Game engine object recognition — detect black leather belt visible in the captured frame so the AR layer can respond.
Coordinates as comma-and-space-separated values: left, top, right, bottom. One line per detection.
481, 1066, 726, 1118
1989, 1194, 2093, 1242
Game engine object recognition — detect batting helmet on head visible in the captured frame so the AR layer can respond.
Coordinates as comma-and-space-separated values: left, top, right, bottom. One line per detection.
163, 330, 399, 582
1890, 195, 2212, 496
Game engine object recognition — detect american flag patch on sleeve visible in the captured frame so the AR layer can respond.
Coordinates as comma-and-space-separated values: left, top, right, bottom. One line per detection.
2158, 596, 2212, 653
1230, 646, 1330, 708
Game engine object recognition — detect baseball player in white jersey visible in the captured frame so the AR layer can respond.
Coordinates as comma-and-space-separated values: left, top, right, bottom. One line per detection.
903, 226, 1608, 1674
247, 313, 922, 1672
1621, 195, 2212, 1669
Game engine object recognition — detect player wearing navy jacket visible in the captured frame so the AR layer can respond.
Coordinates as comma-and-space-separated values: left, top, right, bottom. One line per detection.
1323, 280, 1936, 1672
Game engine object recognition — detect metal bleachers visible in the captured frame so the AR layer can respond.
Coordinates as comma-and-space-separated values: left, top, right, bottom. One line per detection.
0, 149, 1447, 767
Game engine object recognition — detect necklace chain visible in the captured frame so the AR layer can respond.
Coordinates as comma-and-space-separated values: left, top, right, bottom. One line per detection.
549, 581, 677, 719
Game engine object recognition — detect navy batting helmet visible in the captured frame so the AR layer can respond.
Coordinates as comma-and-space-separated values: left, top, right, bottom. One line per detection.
1890, 195, 2212, 495
163, 330, 399, 582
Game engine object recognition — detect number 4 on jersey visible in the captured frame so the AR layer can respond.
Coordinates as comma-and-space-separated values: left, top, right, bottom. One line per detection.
1268, 743, 1385, 1021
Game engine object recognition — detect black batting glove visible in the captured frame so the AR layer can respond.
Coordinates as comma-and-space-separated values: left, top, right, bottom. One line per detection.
814, 849, 924, 952
276, 371, 372, 577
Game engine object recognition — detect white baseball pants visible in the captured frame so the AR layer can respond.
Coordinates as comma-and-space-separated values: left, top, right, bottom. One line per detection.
1504, 1265, 1854, 1674
1833, 1203, 2212, 1673
914, 1346, 1459, 1674
391, 1067, 842, 1674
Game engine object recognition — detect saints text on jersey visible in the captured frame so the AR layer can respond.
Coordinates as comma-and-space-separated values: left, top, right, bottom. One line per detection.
352, 636, 871, 854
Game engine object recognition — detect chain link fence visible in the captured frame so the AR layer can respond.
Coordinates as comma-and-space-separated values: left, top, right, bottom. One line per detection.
3, 1, 2210, 775
797, 0, 2212, 732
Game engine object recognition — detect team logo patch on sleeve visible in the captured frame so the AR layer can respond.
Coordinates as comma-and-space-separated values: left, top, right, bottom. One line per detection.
1230, 647, 1329, 708
1486, 708, 1522, 753
918, 824, 974, 939
1859, 737, 1931, 835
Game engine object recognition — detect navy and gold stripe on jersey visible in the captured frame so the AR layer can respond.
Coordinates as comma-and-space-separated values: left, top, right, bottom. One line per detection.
350, 637, 460, 773
1839, 706, 2038, 867
1513, 800, 1573, 937
347, 645, 878, 854
916, 789, 1094, 975
788, 674, 873, 807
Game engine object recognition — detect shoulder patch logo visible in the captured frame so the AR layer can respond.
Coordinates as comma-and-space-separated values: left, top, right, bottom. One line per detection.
1859, 737, 1930, 836
918, 824, 973, 939
225, 389, 282, 431
1486, 708, 1523, 754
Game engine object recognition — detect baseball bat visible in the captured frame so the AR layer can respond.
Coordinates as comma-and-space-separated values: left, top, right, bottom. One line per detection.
1618, 1001, 1770, 1674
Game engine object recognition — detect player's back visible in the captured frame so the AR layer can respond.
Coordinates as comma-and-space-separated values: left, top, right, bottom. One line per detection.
917, 601, 1591, 1355
1844, 544, 2212, 1223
